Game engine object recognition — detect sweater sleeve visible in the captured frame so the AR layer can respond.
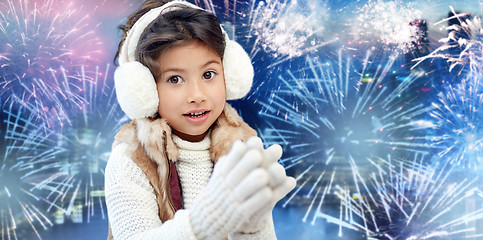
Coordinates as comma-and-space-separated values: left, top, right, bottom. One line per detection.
228, 218, 277, 240
105, 143, 198, 240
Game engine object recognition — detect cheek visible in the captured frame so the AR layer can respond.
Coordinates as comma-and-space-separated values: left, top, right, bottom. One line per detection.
215, 80, 226, 104
213, 82, 226, 116
217, 76, 227, 98
156, 85, 163, 111
156, 86, 176, 117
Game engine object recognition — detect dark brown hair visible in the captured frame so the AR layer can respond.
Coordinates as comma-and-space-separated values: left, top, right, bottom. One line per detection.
114, 0, 225, 80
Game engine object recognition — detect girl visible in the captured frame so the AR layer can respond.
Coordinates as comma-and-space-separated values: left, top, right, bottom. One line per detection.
105, 0, 296, 239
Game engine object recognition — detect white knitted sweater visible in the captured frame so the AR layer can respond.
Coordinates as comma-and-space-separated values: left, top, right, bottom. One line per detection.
172, 135, 213, 209
105, 134, 276, 240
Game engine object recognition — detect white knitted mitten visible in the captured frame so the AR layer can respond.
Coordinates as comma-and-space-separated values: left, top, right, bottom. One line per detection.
236, 137, 297, 234
189, 140, 273, 240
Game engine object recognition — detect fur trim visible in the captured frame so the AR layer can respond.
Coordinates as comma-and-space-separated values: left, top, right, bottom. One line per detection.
112, 121, 137, 150
210, 103, 257, 162
136, 118, 179, 163
114, 61, 159, 119
113, 119, 177, 222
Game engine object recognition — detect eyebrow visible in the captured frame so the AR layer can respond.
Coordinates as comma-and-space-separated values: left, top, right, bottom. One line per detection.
161, 60, 222, 74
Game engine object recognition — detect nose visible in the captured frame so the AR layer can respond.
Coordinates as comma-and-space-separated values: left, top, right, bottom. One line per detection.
187, 79, 206, 104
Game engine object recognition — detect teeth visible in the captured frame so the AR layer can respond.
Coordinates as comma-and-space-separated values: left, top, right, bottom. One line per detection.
187, 111, 205, 117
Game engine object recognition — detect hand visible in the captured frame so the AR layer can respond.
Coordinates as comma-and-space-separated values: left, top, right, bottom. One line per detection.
235, 137, 296, 234
189, 140, 273, 240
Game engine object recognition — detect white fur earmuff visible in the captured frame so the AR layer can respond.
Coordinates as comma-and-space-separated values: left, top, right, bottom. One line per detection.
223, 38, 254, 101
115, 0, 253, 119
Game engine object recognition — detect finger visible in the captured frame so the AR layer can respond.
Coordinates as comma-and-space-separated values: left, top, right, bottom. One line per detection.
225, 149, 263, 187
239, 187, 272, 217
215, 140, 247, 174
272, 177, 296, 202
262, 144, 283, 168
233, 168, 269, 201
246, 136, 263, 151
267, 163, 287, 187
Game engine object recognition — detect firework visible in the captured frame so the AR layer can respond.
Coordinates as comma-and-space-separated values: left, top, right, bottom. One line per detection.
0, 102, 71, 239
257, 48, 441, 234
333, 156, 483, 239
53, 63, 128, 223
353, 0, 424, 53
413, 7, 483, 78
408, 7, 483, 170
260, 48, 435, 167
246, 0, 331, 60
0, 0, 105, 127
421, 75, 483, 170
207, 0, 336, 68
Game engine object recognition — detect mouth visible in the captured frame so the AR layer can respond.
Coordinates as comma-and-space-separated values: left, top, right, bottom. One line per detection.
183, 110, 209, 118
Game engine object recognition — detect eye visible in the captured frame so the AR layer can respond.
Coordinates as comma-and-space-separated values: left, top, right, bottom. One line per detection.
167, 76, 183, 84
202, 71, 216, 80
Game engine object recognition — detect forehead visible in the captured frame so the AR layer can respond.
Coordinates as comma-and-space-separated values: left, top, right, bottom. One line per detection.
159, 40, 222, 69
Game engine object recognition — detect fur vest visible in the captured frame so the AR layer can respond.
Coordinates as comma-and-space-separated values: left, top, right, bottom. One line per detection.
107, 103, 257, 239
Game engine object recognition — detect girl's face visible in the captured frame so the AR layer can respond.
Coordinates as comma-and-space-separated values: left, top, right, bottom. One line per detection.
156, 40, 226, 142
